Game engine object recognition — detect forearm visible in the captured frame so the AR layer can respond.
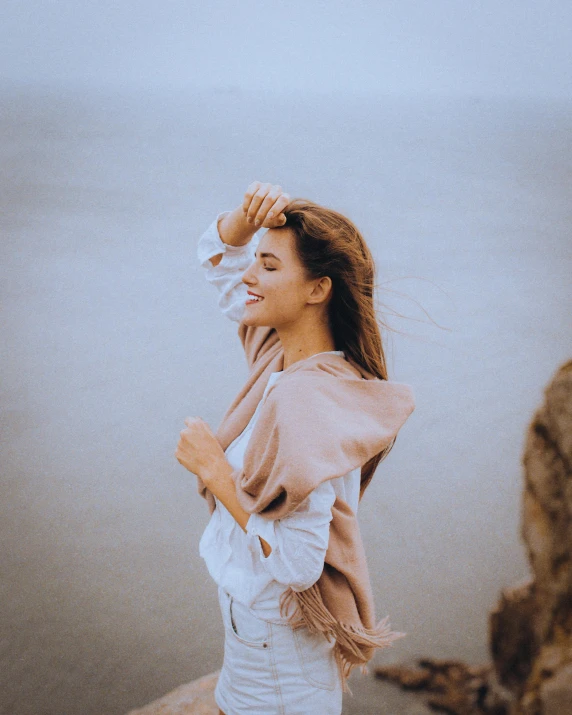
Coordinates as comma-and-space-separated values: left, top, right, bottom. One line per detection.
219, 206, 258, 247
208, 207, 258, 268
202, 458, 273, 557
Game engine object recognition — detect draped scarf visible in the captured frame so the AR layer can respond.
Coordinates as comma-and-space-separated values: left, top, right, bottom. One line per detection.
197, 324, 415, 694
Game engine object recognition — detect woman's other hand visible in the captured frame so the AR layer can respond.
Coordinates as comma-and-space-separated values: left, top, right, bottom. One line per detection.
175, 417, 226, 480
242, 181, 290, 229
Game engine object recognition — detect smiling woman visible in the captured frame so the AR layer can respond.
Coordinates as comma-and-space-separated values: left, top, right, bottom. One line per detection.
237, 187, 340, 371
188, 180, 415, 713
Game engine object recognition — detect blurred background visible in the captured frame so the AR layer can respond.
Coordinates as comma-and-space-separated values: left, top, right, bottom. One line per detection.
1, 2, 571, 714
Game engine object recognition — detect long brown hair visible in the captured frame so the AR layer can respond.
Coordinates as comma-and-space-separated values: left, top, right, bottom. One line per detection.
281, 198, 396, 500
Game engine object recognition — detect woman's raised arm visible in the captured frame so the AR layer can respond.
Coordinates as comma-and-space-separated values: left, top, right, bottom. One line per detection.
209, 207, 257, 266
211, 181, 289, 266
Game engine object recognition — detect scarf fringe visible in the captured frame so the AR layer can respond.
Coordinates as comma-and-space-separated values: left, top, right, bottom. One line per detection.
279, 583, 406, 696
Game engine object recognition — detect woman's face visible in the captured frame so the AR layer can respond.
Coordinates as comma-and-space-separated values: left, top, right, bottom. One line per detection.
241, 228, 331, 328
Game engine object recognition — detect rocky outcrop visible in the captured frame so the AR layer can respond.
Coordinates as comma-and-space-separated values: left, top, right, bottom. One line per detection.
490, 358, 572, 714
373, 658, 498, 714
376, 359, 572, 715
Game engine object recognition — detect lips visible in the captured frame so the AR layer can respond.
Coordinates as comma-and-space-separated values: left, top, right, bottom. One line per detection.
246, 291, 264, 303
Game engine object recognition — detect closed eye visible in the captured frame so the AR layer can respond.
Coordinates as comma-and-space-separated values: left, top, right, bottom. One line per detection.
264, 267, 276, 271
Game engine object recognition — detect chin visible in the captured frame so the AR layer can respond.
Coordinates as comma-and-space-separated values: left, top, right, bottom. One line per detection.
241, 309, 274, 328
241, 310, 261, 325
241, 314, 256, 325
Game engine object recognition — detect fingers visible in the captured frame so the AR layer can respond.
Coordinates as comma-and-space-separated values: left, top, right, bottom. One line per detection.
263, 194, 290, 227
242, 180, 263, 214
255, 187, 284, 227
243, 181, 270, 223
183, 416, 202, 430
242, 181, 290, 228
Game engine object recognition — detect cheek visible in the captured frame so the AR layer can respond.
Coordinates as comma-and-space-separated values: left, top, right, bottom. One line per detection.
269, 282, 304, 312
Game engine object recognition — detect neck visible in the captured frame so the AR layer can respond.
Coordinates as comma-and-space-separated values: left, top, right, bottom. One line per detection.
277, 319, 337, 371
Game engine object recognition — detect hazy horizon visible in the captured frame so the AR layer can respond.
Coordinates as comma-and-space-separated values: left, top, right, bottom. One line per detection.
1, 0, 571, 98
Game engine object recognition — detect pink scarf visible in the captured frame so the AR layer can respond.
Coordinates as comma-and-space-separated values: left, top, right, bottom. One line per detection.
197, 323, 415, 693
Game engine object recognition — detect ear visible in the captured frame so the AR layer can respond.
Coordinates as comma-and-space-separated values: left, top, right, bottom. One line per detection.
311, 275, 333, 304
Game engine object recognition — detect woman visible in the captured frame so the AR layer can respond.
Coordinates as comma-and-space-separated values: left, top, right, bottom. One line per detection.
176, 181, 416, 714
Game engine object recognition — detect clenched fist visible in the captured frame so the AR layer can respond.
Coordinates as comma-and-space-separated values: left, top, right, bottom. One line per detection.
175, 417, 226, 481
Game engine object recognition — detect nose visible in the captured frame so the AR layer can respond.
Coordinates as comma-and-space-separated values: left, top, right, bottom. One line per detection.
241, 266, 255, 287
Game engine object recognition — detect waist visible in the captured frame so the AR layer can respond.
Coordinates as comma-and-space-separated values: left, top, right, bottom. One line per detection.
219, 582, 299, 624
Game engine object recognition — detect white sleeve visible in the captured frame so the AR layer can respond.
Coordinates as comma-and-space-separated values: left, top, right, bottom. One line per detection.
197, 211, 263, 323
245, 479, 338, 593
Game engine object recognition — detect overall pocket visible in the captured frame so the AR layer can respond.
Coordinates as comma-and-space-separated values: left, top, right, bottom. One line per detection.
292, 626, 338, 691
228, 595, 270, 649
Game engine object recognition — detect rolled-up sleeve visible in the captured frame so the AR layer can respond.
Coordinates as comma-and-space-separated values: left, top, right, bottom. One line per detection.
245, 479, 337, 592
197, 211, 263, 323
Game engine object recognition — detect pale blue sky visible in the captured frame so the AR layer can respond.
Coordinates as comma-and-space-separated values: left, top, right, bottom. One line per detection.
1, 0, 571, 96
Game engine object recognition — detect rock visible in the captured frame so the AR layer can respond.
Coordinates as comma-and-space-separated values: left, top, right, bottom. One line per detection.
374, 658, 494, 714
489, 578, 537, 697
489, 358, 572, 713
539, 662, 572, 715
373, 663, 433, 689
374, 359, 572, 715
125, 670, 220, 715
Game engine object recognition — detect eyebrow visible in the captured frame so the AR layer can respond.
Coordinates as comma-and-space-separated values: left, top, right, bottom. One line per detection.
254, 250, 282, 262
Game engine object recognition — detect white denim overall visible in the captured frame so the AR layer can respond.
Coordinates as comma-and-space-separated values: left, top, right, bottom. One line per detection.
215, 585, 343, 714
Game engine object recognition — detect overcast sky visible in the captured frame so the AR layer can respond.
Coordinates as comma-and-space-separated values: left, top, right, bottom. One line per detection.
1, 0, 571, 97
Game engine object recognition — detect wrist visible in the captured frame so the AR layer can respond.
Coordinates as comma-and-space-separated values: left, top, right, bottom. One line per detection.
200, 456, 233, 486
218, 207, 257, 247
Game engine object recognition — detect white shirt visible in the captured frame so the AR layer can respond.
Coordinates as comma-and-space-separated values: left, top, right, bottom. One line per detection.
196, 211, 362, 623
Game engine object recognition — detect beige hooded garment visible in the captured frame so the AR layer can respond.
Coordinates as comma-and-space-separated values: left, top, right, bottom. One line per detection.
196, 320, 416, 694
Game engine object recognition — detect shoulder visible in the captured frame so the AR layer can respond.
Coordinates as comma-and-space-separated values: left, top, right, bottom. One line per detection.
266, 356, 415, 422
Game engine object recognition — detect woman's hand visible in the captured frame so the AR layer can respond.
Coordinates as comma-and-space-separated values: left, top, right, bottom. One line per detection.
242, 181, 291, 229
175, 417, 227, 481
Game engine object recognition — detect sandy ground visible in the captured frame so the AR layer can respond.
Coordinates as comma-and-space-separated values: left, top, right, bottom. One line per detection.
1, 83, 570, 714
